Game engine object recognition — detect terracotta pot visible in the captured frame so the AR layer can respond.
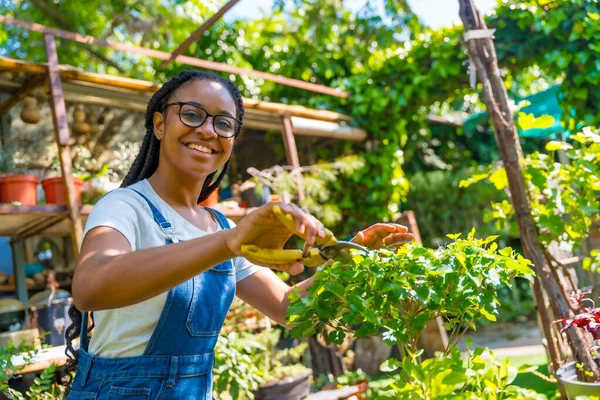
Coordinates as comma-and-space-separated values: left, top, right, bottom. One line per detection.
41, 177, 84, 205
0, 174, 39, 206
199, 189, 219, 207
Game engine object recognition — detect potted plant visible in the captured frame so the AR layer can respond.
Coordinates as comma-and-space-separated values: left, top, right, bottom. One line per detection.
0, 149, 39, 206
554, 290, 600, 398
238, 179, 271, 208
215, 299, 313, 400
213, 329, 311, 400
252, 329, 312, 400
39, 146, 85, 206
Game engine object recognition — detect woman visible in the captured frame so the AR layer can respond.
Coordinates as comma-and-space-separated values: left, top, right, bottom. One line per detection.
65, 70, 413, 399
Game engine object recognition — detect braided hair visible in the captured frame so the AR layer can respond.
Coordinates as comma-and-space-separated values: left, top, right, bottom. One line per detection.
64, 71, 244, 389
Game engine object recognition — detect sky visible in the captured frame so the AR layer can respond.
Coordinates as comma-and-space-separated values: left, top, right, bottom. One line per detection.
225, 0, 497, 28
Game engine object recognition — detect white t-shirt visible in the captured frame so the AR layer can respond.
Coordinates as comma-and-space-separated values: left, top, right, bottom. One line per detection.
82, 179, 261, 357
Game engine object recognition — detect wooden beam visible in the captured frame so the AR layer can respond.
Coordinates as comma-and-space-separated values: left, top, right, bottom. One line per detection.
0, 74, 46, 116
162, 0, 242, 67
44, 33, 83, 256
0, 58, 352, 122
0, 16, 349, 98
281, 113, 305, 202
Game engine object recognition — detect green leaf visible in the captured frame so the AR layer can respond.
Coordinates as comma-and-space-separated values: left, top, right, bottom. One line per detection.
545, 141, 572, 151
327, 282, 346, 297
447, 233, 462, 240
480, 308, 497, 321
489, 168, 509, 190
518, 112, 555, 130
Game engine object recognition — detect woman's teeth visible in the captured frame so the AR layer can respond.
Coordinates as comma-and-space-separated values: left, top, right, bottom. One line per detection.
187, 143, 213, 154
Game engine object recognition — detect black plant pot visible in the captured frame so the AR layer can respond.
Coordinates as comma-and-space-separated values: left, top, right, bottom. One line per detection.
240, 186, 271, 207
255, 373, 311, 400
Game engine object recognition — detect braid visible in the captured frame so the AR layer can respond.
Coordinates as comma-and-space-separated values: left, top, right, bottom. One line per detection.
65, 71, 243, 388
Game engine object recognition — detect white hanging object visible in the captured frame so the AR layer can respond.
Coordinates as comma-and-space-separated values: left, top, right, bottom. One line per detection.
469, 59, 477, 89
464, 29, 496, 41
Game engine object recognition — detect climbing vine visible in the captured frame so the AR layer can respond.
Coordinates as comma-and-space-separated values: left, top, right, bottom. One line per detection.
2, 0, 599, 235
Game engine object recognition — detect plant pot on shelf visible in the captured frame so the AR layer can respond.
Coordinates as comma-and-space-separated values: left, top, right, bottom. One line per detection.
240, 185, 271, 208
199, 189, 219, 207
41, 176, 84, 205
557, 359, 600, 399
0, 174, 39, 206
256, 373, 311, 400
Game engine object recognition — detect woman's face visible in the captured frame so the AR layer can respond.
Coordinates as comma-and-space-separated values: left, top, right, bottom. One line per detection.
153, 79, 238, 180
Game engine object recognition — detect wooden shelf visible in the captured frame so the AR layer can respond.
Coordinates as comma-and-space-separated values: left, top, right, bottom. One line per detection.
10, 345, 67, 375
0, 203, 256, 239
0, 204, 93, 239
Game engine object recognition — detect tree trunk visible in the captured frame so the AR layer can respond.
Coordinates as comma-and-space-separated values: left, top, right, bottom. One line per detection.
458, 0, 599, 382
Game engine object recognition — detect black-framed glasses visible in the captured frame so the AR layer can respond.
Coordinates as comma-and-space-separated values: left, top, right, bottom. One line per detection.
164, 102, 242, 138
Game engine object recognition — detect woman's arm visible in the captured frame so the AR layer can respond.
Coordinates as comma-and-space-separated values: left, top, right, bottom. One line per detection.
73, 227, 235, 311
73, 201, 324, 312
236, 269, 313, 328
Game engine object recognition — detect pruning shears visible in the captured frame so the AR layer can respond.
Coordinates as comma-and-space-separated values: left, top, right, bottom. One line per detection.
240, 205, 370, 267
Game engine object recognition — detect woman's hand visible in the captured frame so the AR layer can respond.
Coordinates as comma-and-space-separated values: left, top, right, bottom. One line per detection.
352, 223, 415, 250
224, 202, 325, 275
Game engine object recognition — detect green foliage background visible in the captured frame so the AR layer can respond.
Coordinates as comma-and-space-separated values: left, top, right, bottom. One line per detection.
1, 0, 599, 239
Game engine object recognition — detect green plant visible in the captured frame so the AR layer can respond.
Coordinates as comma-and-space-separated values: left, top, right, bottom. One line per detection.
248, 329, 311, 385
247, 155, 365, 227
213, 328, 311, 399
407, 168, 509, 247
372, 344, 546, 400
289, 230, 533, 352
287, 231, 537, 398
1, 341, 64, 400
0, 148, 15, 174
312, 369, 368, 392
213, 332, 264, 400
461, 127, 600, 255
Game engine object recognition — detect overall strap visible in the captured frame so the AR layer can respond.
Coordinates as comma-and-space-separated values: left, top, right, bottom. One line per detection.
128, 188, 179, 243
204, 207, 231, 230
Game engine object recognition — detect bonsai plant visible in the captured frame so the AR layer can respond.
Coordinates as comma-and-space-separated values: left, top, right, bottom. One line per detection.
287, 230, 546, 398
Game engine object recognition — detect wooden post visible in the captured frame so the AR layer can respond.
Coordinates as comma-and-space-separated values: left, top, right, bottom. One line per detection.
44, 33, 83, 256
11, 240, 28, 306
281, 113, 306, 202
458, 0, 598, 381
0, 16, 349, 98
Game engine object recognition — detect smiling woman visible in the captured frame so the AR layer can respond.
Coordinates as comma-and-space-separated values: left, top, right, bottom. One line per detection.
62, 70, 328, 400
61, 70, 410, 400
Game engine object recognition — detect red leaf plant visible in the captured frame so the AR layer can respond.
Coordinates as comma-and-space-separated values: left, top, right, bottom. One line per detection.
554, 290, 600, 341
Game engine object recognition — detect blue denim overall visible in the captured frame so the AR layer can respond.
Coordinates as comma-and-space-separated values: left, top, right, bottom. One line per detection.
68, 189, 236, 400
